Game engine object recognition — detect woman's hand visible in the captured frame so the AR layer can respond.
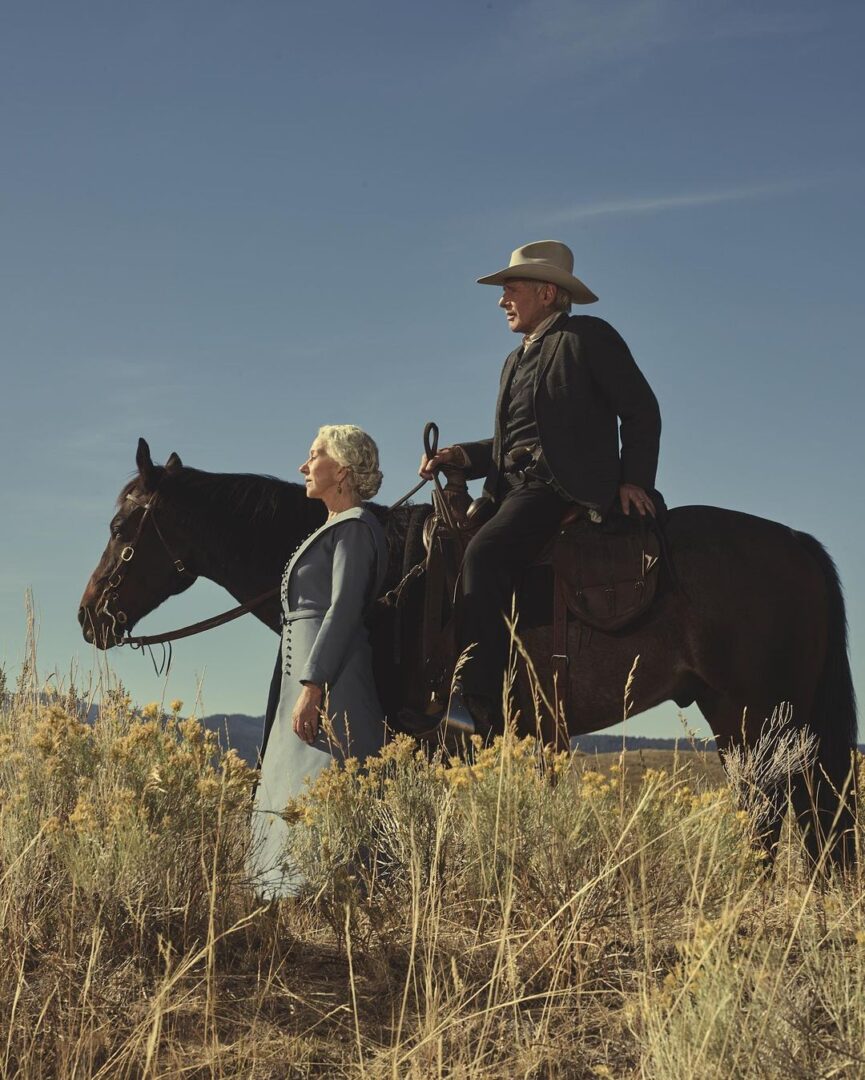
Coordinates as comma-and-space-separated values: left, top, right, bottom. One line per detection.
292, 682, 323, 744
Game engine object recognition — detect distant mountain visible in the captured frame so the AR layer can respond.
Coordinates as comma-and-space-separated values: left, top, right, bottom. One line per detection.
201, 713, 263, 765
68, 707, 865, 766
573, 733, 717, 754
81, 704, 264, 764
200, 713, 721, 766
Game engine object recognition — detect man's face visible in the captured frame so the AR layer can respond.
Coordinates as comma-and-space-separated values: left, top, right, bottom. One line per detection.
498, 279, 554, 335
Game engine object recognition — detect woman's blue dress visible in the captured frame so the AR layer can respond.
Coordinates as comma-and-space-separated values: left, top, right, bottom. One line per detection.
249, 506, 388, 897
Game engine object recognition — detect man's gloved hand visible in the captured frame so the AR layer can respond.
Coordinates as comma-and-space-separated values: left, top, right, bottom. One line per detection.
619, 483, 656, 517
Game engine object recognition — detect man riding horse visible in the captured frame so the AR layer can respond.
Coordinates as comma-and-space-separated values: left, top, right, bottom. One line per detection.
419, 240, 662, 733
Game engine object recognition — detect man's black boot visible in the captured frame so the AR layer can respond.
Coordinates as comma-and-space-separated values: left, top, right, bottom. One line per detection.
444, 683, 501, 740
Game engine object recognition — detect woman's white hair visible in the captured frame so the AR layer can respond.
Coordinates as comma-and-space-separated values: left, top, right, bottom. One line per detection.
317, 424, 383, 501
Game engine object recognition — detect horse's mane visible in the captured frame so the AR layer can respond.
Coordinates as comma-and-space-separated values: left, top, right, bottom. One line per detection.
120, 468, 309, 523
120, 466, 429, 588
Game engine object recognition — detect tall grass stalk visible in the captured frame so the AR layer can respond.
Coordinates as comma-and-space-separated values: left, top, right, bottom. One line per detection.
0, 632, 862, 1077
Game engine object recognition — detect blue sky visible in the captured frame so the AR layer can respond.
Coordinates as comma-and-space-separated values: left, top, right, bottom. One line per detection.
2, 0, 863, 739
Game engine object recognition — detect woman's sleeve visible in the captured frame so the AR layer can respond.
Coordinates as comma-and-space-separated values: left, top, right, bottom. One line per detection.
297, 521, 377, 688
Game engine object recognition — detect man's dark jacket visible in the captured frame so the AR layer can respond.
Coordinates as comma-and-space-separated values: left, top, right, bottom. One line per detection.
460, 313, 661, 514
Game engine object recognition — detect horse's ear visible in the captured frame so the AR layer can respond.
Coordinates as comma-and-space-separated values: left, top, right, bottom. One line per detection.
165, 451, 183, 473
136, 437, 157, 492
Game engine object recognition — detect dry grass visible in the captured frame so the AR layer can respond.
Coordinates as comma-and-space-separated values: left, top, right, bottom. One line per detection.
575, 749, 727, 792
0, 637, 863, 1079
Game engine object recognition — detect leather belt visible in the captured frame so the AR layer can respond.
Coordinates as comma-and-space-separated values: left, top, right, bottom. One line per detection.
283, 608, 325, 624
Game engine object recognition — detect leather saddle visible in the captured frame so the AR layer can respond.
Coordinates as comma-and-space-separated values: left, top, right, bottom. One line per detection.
409, 469, 663, 715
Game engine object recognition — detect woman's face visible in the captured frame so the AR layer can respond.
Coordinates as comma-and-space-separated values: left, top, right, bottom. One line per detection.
299, 437, 346, 500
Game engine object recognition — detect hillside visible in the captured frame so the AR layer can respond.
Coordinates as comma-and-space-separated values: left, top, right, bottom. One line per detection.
200, 712, 722, 767
201, 712, 263, 764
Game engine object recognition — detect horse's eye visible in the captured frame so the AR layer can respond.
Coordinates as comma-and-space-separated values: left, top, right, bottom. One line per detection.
111, 525, 123, 541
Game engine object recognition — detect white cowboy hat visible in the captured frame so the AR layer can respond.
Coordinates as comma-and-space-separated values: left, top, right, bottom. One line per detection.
476, 240, 598, 304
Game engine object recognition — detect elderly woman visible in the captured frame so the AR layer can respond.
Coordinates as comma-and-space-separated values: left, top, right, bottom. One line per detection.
250, 424, 388, 898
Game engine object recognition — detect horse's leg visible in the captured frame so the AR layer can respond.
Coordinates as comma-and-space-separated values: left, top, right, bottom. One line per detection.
786, 534, 859, 873
786, 692, 858, 873
699, 687, 857, 873
788, 755, 857, 873
696, 689, 789, 864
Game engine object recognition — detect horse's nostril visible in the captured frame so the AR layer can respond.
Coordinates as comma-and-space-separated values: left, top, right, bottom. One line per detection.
79, 607, 96, 644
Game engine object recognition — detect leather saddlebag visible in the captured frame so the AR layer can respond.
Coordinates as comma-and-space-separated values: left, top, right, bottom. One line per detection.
552, 515, 661, 632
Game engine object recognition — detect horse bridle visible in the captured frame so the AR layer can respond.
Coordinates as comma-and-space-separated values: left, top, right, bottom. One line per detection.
96, 483, 283, 654
95, 488, 195, 646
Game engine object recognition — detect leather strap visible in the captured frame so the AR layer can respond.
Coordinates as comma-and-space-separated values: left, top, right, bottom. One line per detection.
552, 570, 569, 732
124, 586, 279, 646
421, 521, 447, 710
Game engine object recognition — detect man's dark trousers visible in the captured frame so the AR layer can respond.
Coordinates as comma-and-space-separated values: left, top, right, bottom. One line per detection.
458, 477, 569, 704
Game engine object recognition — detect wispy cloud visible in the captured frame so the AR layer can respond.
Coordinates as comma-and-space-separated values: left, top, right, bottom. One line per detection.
545, 178, 814, 223
491, 0, 821, 73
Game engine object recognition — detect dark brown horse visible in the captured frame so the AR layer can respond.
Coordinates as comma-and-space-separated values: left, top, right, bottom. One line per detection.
80, 440, 858, 866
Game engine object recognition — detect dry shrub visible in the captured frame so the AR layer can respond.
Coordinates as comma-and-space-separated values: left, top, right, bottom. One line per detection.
0, 646, 862, 1078
0, 661, 257, 1077
277, 725, 768, 1077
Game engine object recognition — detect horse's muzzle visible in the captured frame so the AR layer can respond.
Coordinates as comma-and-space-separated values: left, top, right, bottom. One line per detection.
78, 606, 115, 649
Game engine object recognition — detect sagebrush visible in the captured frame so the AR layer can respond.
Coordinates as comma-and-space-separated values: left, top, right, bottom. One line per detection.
0, 652, 863, 1078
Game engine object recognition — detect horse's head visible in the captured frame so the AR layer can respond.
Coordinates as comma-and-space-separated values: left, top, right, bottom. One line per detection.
79, 438, 199, 648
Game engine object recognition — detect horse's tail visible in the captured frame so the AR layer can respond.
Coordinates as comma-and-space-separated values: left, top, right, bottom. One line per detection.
794, 531, 858, 866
